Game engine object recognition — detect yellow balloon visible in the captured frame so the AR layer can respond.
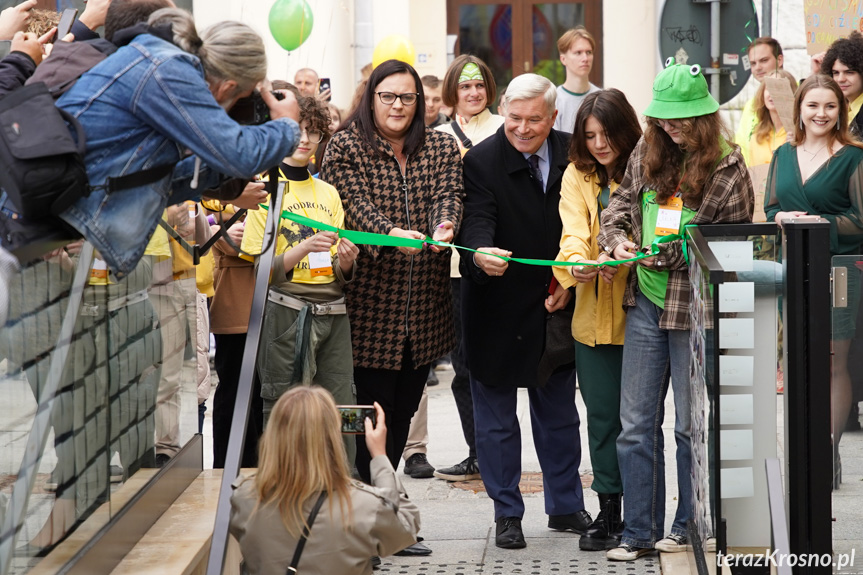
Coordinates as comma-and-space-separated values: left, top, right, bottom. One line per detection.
372, 35, 416, 68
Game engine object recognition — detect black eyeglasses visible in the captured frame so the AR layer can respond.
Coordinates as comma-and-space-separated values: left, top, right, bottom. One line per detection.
301, 127, 324, 144
375, 92, 419, 106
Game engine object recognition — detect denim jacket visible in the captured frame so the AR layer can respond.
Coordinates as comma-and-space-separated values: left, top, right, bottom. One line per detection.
57, 33, 299, 277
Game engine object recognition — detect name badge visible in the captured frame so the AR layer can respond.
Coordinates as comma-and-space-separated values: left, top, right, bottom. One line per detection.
308, 251, 333, 277
90, 258, 108, 281
655, 196, 683, 236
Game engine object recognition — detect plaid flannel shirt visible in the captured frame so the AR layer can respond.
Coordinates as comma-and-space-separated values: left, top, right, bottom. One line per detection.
597, 137, 754, 330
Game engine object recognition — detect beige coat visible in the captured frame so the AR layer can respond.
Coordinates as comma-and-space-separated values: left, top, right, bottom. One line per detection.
229, 456, 420, 575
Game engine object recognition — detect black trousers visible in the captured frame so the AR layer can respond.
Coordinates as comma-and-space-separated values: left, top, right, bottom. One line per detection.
354, 344, 429, 483
451, 278, 476, 458
212, 332, 263, 469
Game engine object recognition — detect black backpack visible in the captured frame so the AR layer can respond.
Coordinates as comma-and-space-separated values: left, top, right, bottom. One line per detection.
0, 29, 176, 221
0, 82, 90, 219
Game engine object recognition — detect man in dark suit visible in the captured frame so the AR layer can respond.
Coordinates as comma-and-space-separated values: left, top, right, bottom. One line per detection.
459, 73, 590, 549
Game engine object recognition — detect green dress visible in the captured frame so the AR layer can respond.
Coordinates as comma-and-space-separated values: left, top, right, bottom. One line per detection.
764, 142, 863, 339
764, 142, 863, 256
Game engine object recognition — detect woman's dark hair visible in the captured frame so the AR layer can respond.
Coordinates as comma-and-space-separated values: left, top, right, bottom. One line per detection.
568, 89, 642, 188
337, 59, 427, 158
821, 31, 863, 76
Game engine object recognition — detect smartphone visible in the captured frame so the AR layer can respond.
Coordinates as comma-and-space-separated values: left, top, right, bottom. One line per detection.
55, 8, 78, 42
319, 78, 332, 101
337, 405, 376, 434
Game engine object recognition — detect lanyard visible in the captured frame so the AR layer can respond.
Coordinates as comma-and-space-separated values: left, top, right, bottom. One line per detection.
279, 169, 320, 224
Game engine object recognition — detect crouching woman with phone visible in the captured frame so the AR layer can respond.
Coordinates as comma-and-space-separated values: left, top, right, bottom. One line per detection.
229, 386, 420, 575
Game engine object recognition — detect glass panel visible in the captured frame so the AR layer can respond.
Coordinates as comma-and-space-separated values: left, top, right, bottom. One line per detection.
458, 4, 514, 92
831, 254, 863, 564
531, 3, 586, 85
0, 205, 202, 573
688, 228, 781, 570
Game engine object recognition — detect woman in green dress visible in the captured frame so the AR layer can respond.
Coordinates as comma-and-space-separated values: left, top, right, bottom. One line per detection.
764, 73, 863, 487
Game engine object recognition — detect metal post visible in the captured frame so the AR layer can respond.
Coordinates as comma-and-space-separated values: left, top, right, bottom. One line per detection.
761, 0, 772, 37
709, 0, 721, 100
782, 218, 832, 575
205, 170, 284, 575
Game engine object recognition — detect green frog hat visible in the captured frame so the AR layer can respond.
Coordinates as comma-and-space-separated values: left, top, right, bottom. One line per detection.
644, 57, 720, 119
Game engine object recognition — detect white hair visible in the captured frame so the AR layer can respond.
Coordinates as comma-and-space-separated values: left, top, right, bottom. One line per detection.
503, 74, 556, 115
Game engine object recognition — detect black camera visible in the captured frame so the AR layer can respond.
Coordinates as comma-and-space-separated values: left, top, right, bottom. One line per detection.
229, 90, 285, 126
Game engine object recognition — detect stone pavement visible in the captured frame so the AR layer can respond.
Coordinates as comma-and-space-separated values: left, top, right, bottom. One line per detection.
195, 362, 863, 575
374, 366, 664, 575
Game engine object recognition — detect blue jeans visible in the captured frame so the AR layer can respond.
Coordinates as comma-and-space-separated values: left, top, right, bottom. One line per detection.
471, 368, 584, 520
618, 292, 692, 548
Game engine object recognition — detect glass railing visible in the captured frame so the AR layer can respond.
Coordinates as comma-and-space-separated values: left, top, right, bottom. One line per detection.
0, 213, 202, 574
831, 254, 863, 567
687, 223, 782, 572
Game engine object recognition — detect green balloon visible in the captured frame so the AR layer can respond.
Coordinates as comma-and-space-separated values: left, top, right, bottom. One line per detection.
269, 0, 314, 52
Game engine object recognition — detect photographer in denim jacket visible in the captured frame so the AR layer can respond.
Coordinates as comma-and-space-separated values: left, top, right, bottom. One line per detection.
50, 8, 300, 278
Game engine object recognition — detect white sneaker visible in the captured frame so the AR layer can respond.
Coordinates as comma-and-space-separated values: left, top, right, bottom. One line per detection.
655, 534, 690, 553
607, 544, 654, 561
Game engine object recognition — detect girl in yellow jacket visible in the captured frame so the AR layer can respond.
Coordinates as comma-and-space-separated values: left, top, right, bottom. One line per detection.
553, 88, 642, 552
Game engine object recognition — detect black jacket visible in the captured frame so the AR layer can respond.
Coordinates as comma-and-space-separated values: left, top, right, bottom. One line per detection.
459, 125, 573, 387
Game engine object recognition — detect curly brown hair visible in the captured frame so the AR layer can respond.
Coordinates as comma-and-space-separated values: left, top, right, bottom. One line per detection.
568, 89, 642, 188
298, 95, 332, 140
271, 80, 331, 140
643, 112, 732, 206
821, 31, 863, 77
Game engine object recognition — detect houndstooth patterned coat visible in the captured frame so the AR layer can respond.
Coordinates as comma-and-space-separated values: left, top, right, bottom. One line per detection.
320, 124, 464, 369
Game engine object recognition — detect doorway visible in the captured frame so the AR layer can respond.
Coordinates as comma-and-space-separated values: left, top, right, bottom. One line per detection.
446, 0, 603, 93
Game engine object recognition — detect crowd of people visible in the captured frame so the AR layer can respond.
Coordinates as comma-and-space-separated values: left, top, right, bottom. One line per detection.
1, 0, 863, 572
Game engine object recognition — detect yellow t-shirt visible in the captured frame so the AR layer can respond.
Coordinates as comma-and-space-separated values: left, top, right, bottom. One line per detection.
747, 126, 786, 167
849, 92, 863, 126
240, 175, 344, 286
734, 97, 758, 164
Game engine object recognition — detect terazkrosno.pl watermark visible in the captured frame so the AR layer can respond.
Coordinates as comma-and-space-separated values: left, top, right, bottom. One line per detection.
717, 549, 857, 570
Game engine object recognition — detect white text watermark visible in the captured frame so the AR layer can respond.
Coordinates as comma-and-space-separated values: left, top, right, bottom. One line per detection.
717, 549, 856, 570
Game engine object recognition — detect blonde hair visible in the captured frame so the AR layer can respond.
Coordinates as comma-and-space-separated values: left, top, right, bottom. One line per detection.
557, 26, 596, 54
255, 386, 353, 536
753, 69, 798, 144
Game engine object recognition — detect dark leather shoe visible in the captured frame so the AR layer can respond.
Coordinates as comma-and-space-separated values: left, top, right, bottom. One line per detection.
403, 453, 435, 478
495, 516, 526, 549
548, 509, 593, 535
394, 542, 432, 556
580, 493, 623, 551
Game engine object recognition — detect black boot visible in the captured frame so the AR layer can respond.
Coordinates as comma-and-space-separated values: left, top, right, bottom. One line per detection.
579, 493, 623, 551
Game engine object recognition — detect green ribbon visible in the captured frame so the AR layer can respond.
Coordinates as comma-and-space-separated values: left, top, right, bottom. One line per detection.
263, 207, 691, 268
